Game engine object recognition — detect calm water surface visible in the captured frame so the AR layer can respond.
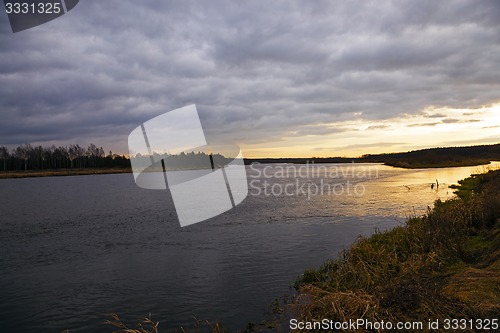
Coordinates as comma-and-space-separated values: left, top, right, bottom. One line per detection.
0, 162, 497, 332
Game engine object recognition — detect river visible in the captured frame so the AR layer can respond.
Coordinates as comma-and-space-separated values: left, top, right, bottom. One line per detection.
0, 162, 498, 332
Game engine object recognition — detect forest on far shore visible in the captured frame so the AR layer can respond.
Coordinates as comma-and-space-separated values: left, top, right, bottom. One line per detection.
1, 142, 499, 172
245, 143, 500, 168
0, 144, 130, 171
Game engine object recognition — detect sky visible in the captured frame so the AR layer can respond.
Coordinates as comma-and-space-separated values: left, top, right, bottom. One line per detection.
1, 0, 499, 158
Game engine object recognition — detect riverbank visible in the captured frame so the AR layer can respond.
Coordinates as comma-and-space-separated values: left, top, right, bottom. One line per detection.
286, 169, 500, 332
243, 158, 496, 170
382, 159, 493, 169
0, 168, 131, 179
0, 160, 494, 180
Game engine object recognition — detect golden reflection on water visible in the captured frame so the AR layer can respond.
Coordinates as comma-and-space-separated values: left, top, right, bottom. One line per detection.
325, 161, 500, 219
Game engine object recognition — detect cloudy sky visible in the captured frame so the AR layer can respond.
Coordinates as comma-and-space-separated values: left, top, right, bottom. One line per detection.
1, 0, 499, 158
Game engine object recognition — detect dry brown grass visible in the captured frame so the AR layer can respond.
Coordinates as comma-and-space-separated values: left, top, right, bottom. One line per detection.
291, 286, 387, 323
443, 266, 500, 314
289, 170, 500, 332
101, 313, 225, 333
103, 313, 160, 333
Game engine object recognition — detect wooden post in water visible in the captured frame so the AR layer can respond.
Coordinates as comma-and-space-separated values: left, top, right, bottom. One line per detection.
209, 153, 215, 170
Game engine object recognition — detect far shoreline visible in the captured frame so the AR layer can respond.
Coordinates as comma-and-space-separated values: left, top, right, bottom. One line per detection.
0, 160, 498, 179
1, 143, 498, 179
383, 159, 496, 169
0, 168, 132, 179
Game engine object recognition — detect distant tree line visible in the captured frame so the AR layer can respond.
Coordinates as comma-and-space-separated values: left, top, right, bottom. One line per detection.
244, 143, 500, 168
0, 144, 130, 171
361, 143, 500, 168
3, 142, 498, 172
131, 151, 234, 170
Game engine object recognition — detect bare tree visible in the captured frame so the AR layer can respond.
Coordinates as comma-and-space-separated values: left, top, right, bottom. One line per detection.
68, 144, 78, 169
15, 144, 32, 171
43, 146, 55, 169
34, 145, 44, 169
0, 146, 9, 171
87, 144, 103, 168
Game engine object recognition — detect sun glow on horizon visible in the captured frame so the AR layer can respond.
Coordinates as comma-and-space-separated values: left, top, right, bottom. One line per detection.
242, 102, 500, 158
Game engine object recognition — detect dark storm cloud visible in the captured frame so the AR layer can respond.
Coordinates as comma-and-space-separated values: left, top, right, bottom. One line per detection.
440, 118, 480, 124
425, 113, 447, 118
1, 0, 500, 152
367, 125, 390, 130
315, 141, 407, 152
407, 118, 483, 127
407, 122, 441, 128
441, 118, 461, 124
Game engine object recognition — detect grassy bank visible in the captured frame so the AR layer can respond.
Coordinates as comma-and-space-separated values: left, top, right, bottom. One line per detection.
0, 168, 131, 179
290, 169, 500, 332
383, 159, 492, 169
